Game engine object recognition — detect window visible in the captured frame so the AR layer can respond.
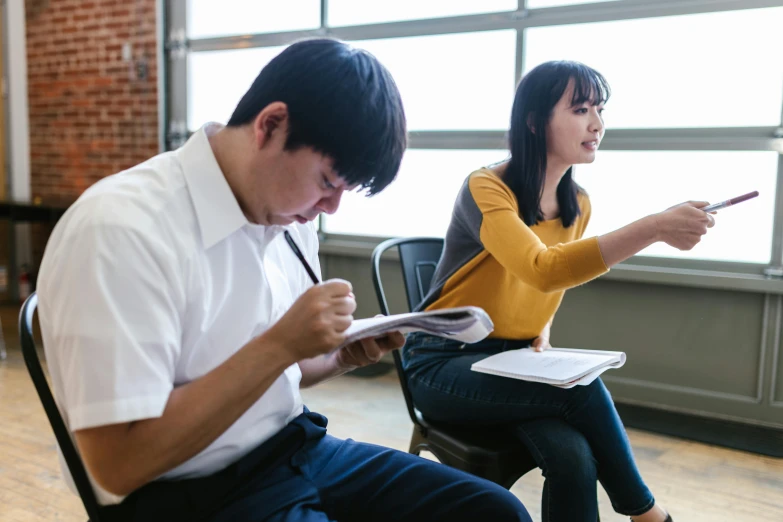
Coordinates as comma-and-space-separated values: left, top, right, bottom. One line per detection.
576, 151, 778, 264
328, 0, 517, 27
322, 149, 509, 238
525, 8, 783, 128
188, 47, 285, 130
168, 0, 783, 271
187, 31, 516, 132
354, 31, 516, 131
187, 0, 320, 39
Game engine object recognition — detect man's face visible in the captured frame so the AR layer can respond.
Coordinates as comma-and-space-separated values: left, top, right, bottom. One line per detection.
262, 146, 352, 226
238, 102, 359, 226
245, 130, 355, 226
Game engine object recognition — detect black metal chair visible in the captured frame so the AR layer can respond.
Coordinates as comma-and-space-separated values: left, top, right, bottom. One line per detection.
20, 292, 103, 522
370, 237, 537, 489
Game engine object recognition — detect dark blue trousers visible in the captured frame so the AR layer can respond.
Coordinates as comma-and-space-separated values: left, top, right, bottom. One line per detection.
100, 409, 531, 522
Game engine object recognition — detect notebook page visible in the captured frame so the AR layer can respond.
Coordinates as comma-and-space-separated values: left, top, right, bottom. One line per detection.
341, 307, 493, 347
471, 348, 624, 385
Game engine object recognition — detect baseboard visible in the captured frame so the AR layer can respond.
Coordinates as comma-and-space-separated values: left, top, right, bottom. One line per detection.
616, 403, 783, 458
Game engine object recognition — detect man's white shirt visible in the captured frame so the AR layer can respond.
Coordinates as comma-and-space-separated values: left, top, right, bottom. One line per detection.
37, 123, 319, 505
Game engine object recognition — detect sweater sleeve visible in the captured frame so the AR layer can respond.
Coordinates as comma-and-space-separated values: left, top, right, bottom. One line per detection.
469, 172, 607, 293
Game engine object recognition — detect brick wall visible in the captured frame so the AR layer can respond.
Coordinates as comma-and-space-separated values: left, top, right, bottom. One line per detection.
25, 0, 159, 203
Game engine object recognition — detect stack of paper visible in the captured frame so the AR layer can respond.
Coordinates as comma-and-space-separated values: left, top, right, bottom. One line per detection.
340, 306, 493, 348
470, 347, 626, 388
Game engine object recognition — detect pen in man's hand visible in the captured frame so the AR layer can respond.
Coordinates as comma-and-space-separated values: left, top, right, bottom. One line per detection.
284, 230, 320, 285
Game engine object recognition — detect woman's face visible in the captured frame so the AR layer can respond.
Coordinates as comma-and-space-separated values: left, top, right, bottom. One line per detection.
545, 80, 605, 169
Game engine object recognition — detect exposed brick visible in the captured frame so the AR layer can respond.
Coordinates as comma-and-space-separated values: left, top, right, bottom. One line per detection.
26, 0, 158, 204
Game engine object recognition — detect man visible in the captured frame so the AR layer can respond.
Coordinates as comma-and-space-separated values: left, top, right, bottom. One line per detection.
37, 38, 531, 522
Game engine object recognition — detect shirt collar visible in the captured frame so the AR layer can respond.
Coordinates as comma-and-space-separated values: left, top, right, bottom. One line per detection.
179, 123, 250, 249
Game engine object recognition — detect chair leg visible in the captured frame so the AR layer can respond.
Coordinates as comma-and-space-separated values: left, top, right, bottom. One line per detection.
408, 427, 427, 455
0, 317, 6, 360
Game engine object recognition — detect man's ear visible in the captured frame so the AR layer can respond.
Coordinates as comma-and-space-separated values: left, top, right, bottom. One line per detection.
252, 102, 289, 149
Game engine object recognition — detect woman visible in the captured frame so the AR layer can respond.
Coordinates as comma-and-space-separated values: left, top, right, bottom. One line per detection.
403, 61, 713, 522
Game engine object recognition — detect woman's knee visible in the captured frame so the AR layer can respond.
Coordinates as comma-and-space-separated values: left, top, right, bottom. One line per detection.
519, 420, 598, 486
590, 377, 617, 403
547, 435, 597, 484
566, 378, 616, 416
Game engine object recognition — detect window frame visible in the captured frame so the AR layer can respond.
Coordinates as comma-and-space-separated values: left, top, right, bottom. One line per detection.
161, 0, 783, 290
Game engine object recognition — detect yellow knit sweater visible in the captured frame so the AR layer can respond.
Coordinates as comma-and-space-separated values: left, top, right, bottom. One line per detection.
421, 168, 608, 340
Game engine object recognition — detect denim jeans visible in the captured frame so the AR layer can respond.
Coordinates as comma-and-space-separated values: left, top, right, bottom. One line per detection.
100, 409, 531, 522
403, 332, 655, 522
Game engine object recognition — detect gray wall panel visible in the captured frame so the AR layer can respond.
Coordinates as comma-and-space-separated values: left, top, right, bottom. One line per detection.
555, 280, 764, 399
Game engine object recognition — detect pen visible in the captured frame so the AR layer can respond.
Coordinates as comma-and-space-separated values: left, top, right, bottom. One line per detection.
284, 230, 320, 285
701, 191, 759, 212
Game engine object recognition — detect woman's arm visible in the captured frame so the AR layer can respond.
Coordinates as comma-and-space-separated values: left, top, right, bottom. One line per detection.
471, 174, 714, 291
597, 202, 714, 267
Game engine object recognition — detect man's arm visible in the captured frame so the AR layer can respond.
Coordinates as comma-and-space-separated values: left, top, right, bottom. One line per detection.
75, 334, 292, 496
75, 280, 355, 497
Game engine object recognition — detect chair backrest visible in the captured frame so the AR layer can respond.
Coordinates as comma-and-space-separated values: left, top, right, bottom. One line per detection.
371, 237, 444, 428
19, 292, 103, 522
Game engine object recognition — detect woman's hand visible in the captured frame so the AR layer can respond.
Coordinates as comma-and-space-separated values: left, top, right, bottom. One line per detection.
532, 321, 552, 352
654, 201, 715, 251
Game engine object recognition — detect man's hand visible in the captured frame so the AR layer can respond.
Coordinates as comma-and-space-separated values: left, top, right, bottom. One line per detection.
333, 331, 406, 371
263, 279, 356, 362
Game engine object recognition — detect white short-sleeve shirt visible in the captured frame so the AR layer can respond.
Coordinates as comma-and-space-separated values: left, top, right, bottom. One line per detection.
37, 123, 319, 505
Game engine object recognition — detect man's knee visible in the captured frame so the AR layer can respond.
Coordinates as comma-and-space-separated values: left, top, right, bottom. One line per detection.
479, 486, 532, 522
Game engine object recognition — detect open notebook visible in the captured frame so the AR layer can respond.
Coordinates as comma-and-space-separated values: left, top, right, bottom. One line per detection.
471, 347, 626, 389
339, 306, 494, 348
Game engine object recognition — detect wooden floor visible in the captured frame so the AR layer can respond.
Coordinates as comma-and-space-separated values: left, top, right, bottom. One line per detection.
1, 313, 782, 521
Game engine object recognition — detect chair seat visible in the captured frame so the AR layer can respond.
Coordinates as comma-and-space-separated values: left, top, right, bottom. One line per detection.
417, 415, 538, 476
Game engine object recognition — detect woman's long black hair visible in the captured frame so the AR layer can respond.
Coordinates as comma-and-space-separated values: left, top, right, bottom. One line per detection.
504, 61, 610, 227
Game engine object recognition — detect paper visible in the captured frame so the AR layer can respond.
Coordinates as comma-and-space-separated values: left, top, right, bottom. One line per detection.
470, 347, 626, 388
340, 306, 494, 348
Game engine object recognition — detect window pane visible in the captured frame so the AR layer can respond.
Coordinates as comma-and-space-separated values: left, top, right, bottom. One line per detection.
322, 149, 509, 237
527, 0, 619, 8
187, 0, 320, 39
525, 8, 783, 128
188, 47, 285, 130
354, 31, 516, 130
328, 0, 517, 27
576, 151, 777, 264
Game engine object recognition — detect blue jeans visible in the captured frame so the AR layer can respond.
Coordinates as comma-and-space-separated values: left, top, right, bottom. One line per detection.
100, 409, 531, 522
403, 332, 655, 522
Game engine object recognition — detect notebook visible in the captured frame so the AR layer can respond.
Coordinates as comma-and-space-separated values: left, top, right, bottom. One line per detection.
340, 306, 494, 348
470, 347, 626, 389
